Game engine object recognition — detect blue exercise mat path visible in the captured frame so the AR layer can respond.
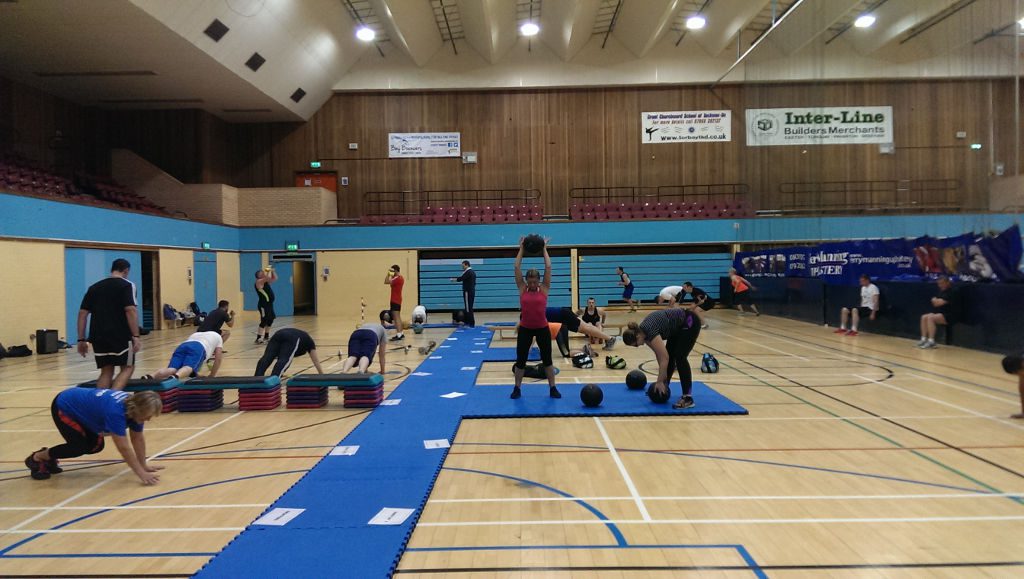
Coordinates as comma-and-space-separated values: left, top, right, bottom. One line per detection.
196, 326, 747, 578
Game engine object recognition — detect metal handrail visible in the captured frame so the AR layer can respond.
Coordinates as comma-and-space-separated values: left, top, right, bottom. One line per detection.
568, 184, 749, 205
363, 188, 542, 216
778, 179, 960, 212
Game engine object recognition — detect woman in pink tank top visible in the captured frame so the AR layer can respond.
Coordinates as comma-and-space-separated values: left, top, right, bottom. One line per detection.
512, 236, 559, 399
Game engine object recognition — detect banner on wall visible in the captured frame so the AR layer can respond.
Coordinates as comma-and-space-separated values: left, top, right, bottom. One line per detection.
388, 132, 461, 158
641, 110, 732, 143
734, 225, 1022, 284
745, 106, 893, 146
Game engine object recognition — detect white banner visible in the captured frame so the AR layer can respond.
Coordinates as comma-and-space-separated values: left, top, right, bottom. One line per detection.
641, 110, 731, 143
388, 132, 461, 158
746, 106, 893, 146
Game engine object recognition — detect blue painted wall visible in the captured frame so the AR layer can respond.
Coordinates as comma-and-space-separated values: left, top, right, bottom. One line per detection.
420, 257, 572, 310
577, 253, 731, 307
240, 253, 263, 311
193, 252, 218, 313
64, 248, 143, 344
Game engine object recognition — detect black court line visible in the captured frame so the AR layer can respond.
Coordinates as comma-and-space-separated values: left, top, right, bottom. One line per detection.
699, 342, 1024, 483
395, 561, 1024, 574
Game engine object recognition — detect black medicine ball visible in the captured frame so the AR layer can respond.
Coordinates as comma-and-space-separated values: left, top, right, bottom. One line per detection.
647, 384, 670, 404
580, 384, 603, 407
523, 233, 545, 255
625, 369, 647, 390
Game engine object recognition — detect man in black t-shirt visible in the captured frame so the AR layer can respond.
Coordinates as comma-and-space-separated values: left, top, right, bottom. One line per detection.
77, 258, 140, 390
254, 328, 324, 377
198, 300, 235, 343
451, 260, 477, 327
917, 276, 962, 349
680, 282, 715, 329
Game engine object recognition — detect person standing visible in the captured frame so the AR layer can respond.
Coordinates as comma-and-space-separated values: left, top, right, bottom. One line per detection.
917, 275, 962, 349
385, 265, 405, 341
622, 307, 704, 410
198, 300, 235, 343
254, 328, 324, 377
255, 266, 277, 344
77, 258, 140, 390
729, 268, 760, 316
1001, 352, 1023, 419
451, 260, 477, 327
616, 266, 636, 312
512, 237, 560, 399
835, 274, 880, 336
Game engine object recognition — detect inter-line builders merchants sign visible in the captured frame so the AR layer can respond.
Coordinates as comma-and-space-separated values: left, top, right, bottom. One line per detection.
641, 110, 731, 143
746, 106, 893, 146
388, 132, 461, 158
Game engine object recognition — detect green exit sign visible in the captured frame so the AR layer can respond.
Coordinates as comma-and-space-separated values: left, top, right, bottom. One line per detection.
310, 161, 322, 168
285, 241, 300, 252
200, 241, 211, 250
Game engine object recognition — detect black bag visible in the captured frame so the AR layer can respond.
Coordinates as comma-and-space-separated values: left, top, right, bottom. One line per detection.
513, 362, 547, 379
452, 309, 466, 324
6, 345, 33, 357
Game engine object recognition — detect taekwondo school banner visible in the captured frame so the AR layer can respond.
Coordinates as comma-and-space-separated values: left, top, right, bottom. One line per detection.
388, 132, 461, 158
641, 110, 732, 143
745, 106, 893, 146
734, 225, 1023, 285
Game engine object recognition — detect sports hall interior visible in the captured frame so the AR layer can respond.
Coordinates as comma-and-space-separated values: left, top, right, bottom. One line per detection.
1, 0, 1023, 577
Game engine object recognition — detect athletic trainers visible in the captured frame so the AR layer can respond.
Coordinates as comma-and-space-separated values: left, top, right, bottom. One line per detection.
845, 330, 859, 336
582, 344, 595, 358
510, 387, 522, 399
25, 451, 50, 480
603, 336, 617, 350
673, 396, 695, 410
921, 340, 937, 349
701, 324, 709, 329
833, 328, 848, 334
389, 334, 404, 341
549, 387, 562, 399
139, 374, 154, 380
254, 337, 263, 345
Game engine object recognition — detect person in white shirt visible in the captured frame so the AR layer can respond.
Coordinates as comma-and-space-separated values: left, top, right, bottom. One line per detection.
656, 285, 684, 305
411, 305, 428, 325
835, 274, 880, 336
148, 331, 224, 380
340, 323, 387, 374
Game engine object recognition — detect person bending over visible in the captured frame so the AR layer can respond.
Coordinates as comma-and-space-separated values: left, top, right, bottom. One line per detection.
622, 307, 704, 410
512, 237, 560, 399
25, 388, 163, 484
835, 274, 879, 336
680, 282, 714, 329
656, 285, 684, 305
147, 331, 224, 381
917, 275, 962, 349
1002, 352, 1024, 419
255, 328, 324, 377
198, 300, 235, 344
341, 323, 387, 374
547, 306, 617, 356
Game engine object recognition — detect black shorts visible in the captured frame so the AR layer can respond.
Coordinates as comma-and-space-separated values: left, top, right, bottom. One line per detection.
733, 290, 751, 304
390, 302, 402, 312
91, 338, 135, 369
545, 307, 581, 333
258, 303, 276, 327
851, 306, 873, 317
348, 329, 379, 361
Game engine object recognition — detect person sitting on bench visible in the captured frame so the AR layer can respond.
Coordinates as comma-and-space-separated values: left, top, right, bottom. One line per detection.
147, 331, 224, 381
255, 328, 324, 376
835, 274, 879, 337
917, 276, 962, 349
340, 323, 387, 374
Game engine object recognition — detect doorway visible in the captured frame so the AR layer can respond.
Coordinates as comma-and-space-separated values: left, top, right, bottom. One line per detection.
292, 260, 315, 315
268, 253, 317, 316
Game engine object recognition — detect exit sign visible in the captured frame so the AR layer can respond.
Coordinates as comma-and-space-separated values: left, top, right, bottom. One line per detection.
310, 161, 322, 168
200, 241, 211, 250
285, 241, 300, 252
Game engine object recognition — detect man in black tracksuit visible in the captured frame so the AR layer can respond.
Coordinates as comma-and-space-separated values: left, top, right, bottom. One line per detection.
452, 260, 477, 327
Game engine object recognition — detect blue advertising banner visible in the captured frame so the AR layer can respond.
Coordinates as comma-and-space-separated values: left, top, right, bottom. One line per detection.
735, 225, 1022, 284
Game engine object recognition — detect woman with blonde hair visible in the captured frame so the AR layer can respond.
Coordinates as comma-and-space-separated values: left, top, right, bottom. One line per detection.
25, 388, 164, 484
512, 236, 560, 399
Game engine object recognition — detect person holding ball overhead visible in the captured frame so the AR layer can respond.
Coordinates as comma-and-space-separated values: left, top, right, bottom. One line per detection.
512, 235, 560, 399
384, 265, 405, 341
254, 265, 278, 344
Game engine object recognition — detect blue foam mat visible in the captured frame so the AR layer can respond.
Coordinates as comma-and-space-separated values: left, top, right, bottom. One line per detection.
197, 326, 747, 578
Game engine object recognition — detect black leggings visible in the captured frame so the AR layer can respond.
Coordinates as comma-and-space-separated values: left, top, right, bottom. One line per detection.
664, 326, 701, 397
48, 399, 105, 460
255, 333, 302, 376
515, 325, 553, 369
258, 303, 276, 329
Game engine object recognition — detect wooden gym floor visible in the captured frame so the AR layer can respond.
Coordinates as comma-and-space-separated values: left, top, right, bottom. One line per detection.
0, 310, 1021, 577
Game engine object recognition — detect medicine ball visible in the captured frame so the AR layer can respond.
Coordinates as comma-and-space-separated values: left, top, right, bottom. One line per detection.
523, 233, 545, 255
379, 310, 392, 323
647, 384, 670, 404
412, 323, 424, 334
625, 369, 647, 390
580, 384, 603, 407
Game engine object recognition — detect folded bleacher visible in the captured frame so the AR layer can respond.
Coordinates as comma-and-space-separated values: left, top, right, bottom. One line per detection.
359, 203, 543, 225
569, 199, 751, 221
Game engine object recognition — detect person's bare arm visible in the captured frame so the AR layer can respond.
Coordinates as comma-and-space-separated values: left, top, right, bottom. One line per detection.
378, 340, 387, 374
129, 429, 162, 473
125, 306, 141, 352
209, 348, 223, 377
541, 242, 552, 291
514, 239, 526, 292
268, 269, 278, 282
871, 294, 879, 319
112, 434, 158, 485
77, 310, 90, 357
226, 311, 235, 328
309, 349, 325, 374
648, 336, 671, 390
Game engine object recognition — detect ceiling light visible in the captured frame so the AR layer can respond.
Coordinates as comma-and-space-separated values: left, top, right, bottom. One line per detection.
356, 26, 375, 42
520, 22, 539, 36
854, 14, 875, 28
685, 16, 706, 30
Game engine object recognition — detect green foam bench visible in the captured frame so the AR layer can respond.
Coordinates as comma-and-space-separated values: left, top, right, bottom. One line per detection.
181, 376, 281, 390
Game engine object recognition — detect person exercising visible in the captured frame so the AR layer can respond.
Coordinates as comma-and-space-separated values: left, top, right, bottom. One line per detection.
512, 237, 560, 399
147, 331, 223, 381
255, 266, 277, 344
617, 266, 636, 312
622, 306, 704, 410
578, 297, 607, 344
198, 300, 235, 344
340, 323, 387, 374
384, 265, 405, 341
255, 328, 324, 377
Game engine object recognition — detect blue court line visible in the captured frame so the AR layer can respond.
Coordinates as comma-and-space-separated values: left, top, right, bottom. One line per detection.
0, 552, 217, 558
455, 441, 996, 495
442, 466, 627, 546
0, 469, 307, 557
404, 543, 766, 579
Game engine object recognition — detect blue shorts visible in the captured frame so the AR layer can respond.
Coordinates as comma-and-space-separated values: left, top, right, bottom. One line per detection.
348, 329, 379, 361
622, 284, 635, 299
169, 341, 206, 370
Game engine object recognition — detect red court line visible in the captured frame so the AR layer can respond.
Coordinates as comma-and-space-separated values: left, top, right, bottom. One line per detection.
444, 444, 1024, 456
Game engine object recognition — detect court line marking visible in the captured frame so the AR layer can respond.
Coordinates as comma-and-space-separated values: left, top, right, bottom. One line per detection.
593, 417, 650, 521
905, 372, 1021, 403
0, 427, 206, 433
2, 411, 244, 533
0, 528, 246, 534
417, 515, 1024, 527
429, 492, 1024, 504
713, 330, 810, 361
854, 375, 1024, 432
0, 504, 269, 511
602, 414, 981, 423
